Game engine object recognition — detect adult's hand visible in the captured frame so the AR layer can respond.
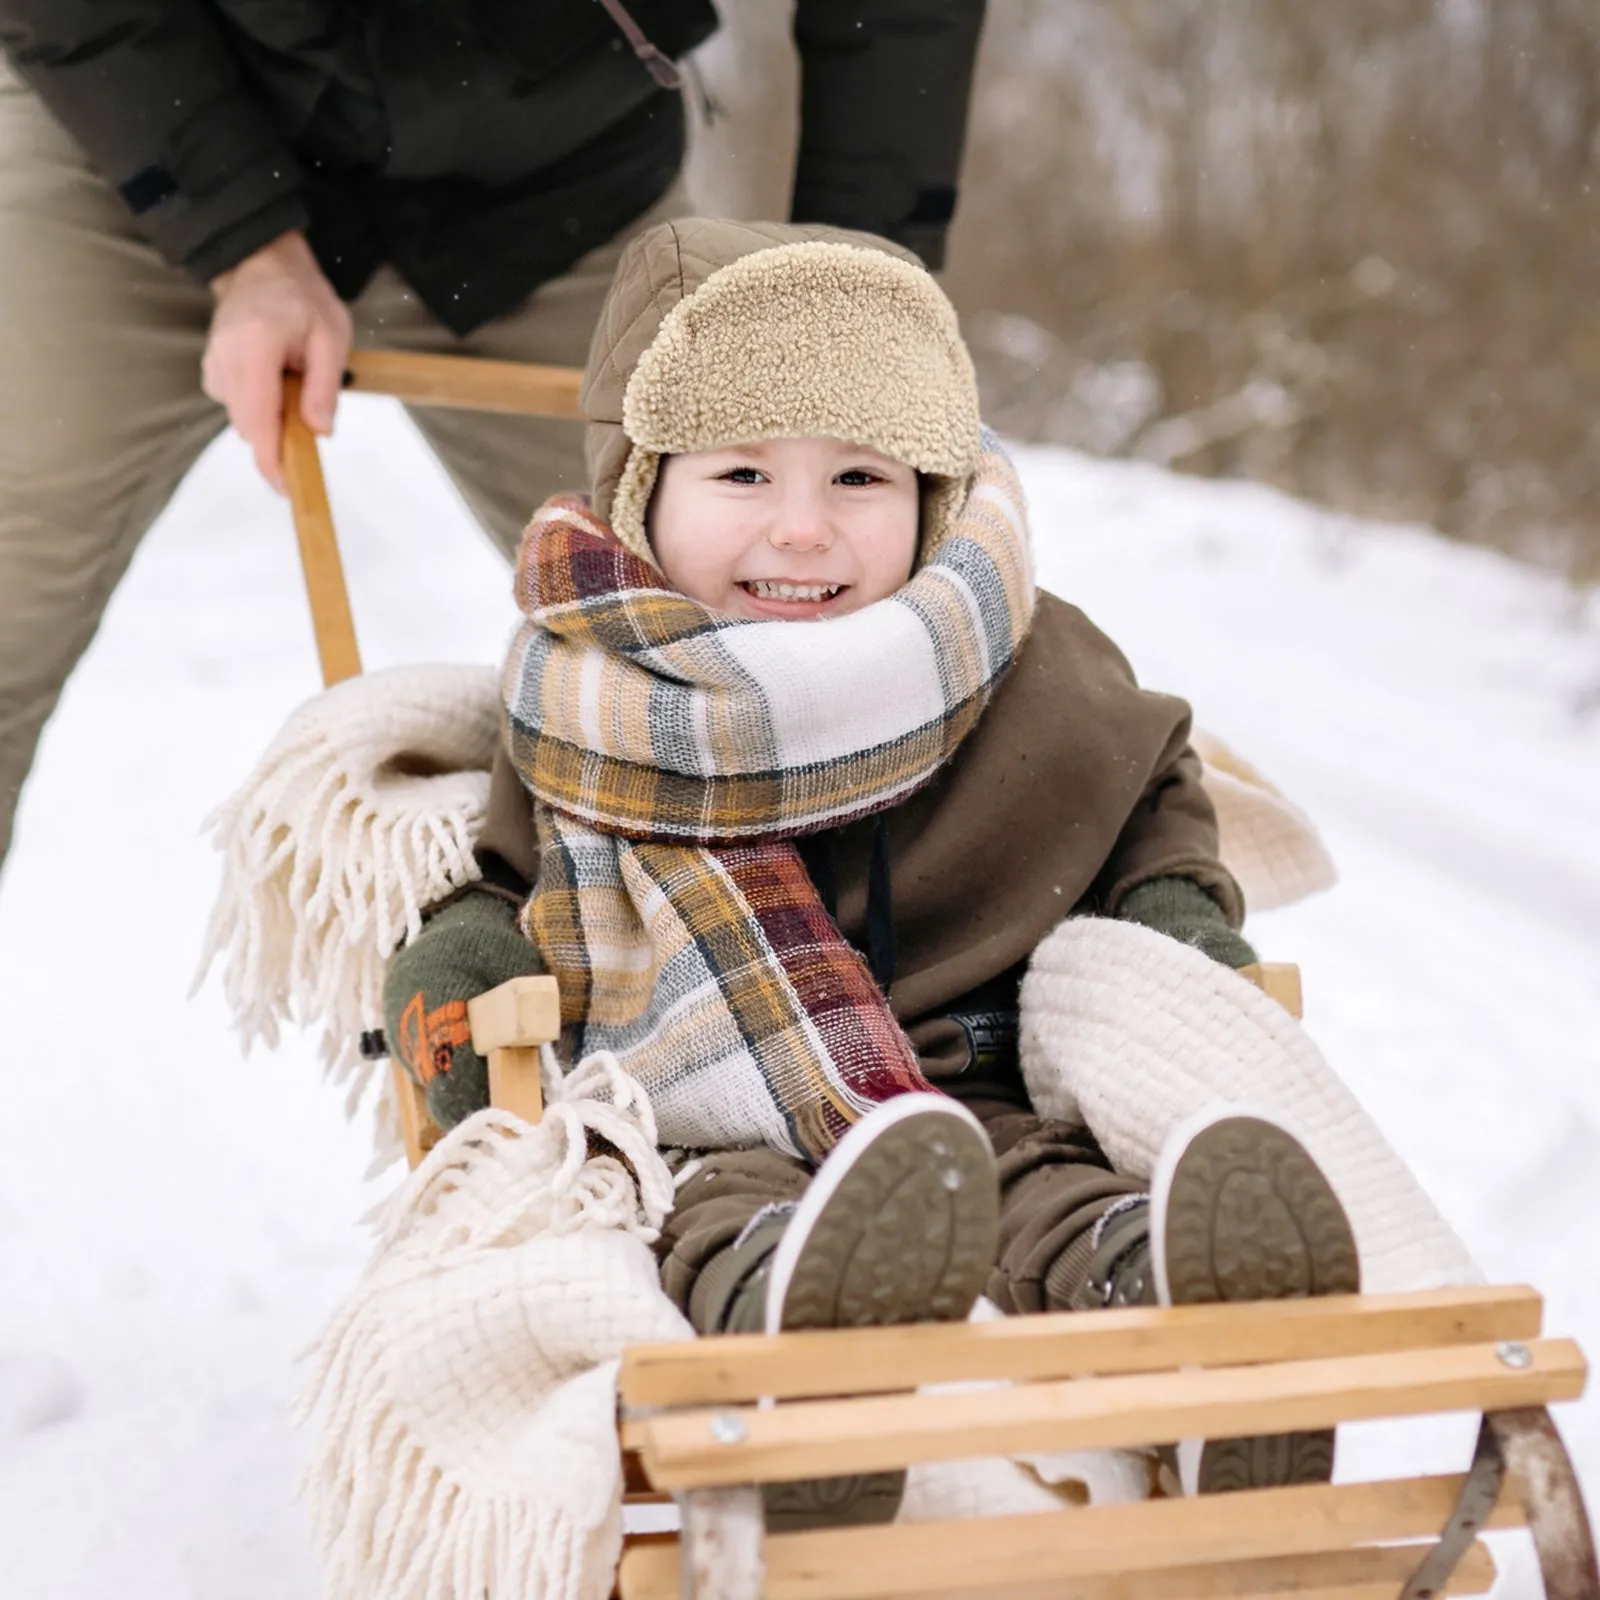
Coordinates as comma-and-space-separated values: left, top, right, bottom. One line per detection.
202, 230, 353, 491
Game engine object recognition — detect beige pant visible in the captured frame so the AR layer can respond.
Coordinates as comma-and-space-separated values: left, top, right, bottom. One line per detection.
0, 61, 686, 874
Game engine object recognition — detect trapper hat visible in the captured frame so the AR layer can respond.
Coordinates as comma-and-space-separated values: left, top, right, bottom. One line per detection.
579, 218, 983, 562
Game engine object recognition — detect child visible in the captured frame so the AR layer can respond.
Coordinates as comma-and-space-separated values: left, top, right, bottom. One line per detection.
384, 219, 1358, 1523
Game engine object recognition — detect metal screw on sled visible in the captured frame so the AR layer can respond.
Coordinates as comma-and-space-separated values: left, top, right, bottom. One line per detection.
1497, 1341, 1534, 1370
710, 1413, 748, 1445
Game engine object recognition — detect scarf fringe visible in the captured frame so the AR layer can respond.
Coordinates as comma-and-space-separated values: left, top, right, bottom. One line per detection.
192, 666, 500, 1158
299, 1055, 680, 1600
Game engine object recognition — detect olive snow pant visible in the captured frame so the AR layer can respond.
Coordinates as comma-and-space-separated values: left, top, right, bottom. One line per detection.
656, 1097, 1146, 1332
0, 57, 687, 879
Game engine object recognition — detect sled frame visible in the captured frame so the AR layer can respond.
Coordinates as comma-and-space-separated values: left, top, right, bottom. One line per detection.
611, 1289, 1598, 1600
280, 353, 1598, 1600
463, 976, 1597, 1600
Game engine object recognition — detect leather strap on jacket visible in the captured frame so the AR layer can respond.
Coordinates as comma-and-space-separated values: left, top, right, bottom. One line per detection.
595, 0, 685, 89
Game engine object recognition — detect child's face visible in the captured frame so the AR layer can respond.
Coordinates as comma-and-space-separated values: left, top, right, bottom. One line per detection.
647, 437, 920, 620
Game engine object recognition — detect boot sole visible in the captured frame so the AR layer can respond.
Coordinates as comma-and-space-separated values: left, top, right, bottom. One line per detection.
1151, 1109, 1361, 1496
761, 1094, 1000, 1532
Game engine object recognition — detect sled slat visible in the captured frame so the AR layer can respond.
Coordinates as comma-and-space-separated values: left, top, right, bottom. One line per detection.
804, 1545, 1496, 1600
619, 1286, 1543, 1409
343, 349, 584, 418
618, 1474, 1509, 1599
626, 1339, 1585, 1489
620, 1543, 1499, 1600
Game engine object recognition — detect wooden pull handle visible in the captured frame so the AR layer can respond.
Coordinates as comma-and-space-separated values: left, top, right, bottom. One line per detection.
343, 349, 585, 419
281, 373, 362, 687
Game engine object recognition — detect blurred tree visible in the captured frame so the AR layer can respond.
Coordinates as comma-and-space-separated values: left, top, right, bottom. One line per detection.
946, 0, 1600, 582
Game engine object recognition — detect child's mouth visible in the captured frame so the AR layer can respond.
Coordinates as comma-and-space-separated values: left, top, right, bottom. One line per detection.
739, 580, 847, 615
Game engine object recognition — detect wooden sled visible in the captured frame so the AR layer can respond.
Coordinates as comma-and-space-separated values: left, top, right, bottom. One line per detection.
279, 353, 1598, 1600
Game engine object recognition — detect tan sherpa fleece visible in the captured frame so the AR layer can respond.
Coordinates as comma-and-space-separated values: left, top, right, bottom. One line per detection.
577, 218, 982, 562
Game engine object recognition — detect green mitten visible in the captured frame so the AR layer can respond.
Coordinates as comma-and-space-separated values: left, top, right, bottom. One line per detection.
1116, 877, 1258, 970
382, 890, 543, 1131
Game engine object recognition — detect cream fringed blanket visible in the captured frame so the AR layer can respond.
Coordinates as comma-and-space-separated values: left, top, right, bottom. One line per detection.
300, 1049, 692, 1600
194, 664, 500, 1160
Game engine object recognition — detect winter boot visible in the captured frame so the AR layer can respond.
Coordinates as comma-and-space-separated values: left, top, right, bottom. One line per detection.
1074, 1109, 1361, 1494
703, 1093, 1000, 1532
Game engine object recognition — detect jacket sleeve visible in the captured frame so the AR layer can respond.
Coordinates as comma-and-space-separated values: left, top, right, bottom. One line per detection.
789, 0, 986, 269
474, 744, 542, 891
1094, 735, 1246, 926
0, 0, 308, 281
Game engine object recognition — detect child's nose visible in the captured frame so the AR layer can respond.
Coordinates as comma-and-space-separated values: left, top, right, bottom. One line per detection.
768, 489, 835, 552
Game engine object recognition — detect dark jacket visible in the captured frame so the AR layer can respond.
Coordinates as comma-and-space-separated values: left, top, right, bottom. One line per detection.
0, 0, 987, 333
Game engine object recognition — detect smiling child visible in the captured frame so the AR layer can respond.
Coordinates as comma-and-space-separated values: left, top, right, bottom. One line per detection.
384, 220, 1359, 1528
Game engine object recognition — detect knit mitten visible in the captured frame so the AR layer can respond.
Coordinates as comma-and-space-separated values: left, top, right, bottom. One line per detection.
1116, 876, 1258, 969
382, 890, 543, 1131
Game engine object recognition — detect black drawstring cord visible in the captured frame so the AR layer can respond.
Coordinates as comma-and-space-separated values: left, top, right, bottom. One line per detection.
797, 831, 839, 920
796, 823, 895, 993
866, 816, 897, 994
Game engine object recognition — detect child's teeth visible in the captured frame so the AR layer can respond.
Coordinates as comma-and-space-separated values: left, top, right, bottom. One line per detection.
751, 581, 840, 601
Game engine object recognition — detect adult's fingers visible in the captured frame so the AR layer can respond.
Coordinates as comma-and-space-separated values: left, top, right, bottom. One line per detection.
300, 314, 350, 436
227, 346, 287, 493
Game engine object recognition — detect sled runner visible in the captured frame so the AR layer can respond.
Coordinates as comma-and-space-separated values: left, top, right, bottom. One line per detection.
277, 353, 1598, 1600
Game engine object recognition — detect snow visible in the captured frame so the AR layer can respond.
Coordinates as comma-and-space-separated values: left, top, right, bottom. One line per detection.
2, 397, 1596, 1596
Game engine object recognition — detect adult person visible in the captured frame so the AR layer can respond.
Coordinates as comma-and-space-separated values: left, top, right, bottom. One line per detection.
0, 0, 987, 877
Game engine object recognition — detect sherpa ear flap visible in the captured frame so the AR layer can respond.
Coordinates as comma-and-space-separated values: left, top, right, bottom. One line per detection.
603, 240, 983, 562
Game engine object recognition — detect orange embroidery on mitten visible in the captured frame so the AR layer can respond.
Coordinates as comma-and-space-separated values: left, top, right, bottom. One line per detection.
395, 992, 472, 1085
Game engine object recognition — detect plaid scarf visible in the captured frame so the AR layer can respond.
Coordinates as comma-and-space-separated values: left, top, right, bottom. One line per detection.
503, 436, 1034, 1159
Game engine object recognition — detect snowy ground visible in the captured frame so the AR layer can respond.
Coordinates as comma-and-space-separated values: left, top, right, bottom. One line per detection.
2, 398, 1596, 1598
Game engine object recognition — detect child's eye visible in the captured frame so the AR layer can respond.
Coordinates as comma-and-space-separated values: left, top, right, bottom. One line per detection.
835, 469, 884, 487
719, 466, 766, 485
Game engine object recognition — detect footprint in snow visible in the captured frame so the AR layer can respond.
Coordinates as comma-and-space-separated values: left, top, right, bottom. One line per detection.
0, 1352, 84, 1446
